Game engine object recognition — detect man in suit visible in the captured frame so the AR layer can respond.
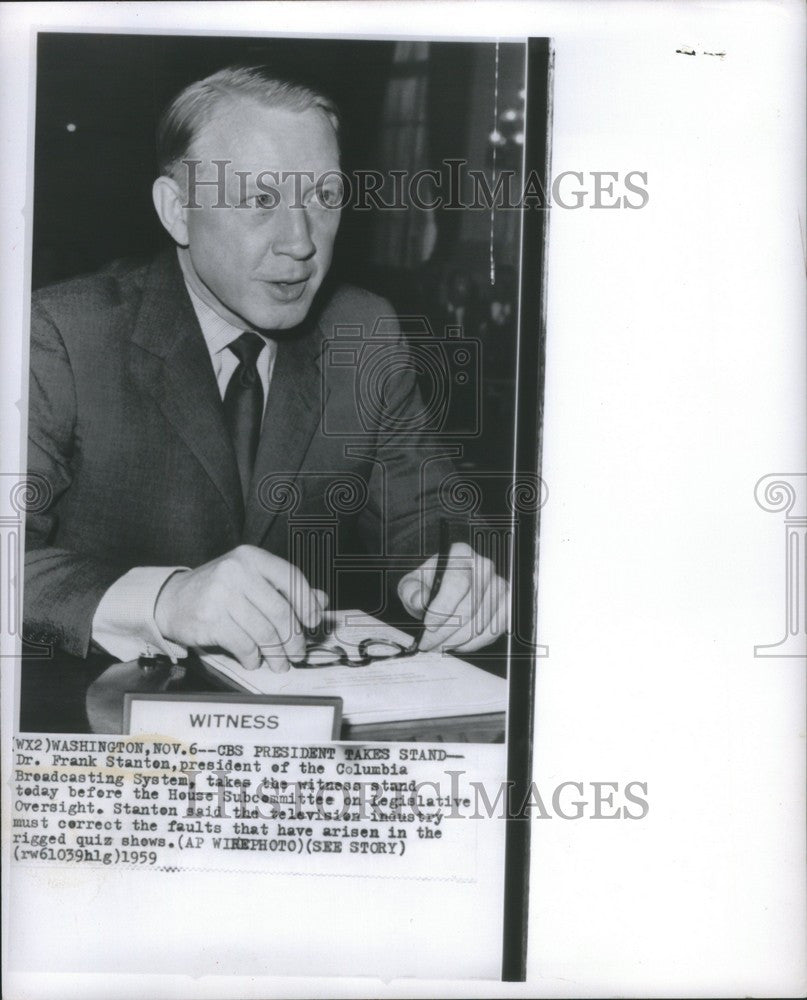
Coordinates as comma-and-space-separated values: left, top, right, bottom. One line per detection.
24, 65, 509, 674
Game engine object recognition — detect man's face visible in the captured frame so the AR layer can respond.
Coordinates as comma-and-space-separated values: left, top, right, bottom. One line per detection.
179, 100, 342, 331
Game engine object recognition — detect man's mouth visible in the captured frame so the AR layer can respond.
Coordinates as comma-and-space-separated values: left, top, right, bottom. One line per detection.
265, 278, 309, 302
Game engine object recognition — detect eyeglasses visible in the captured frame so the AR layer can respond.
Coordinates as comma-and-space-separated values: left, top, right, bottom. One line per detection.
300, 634, 418, 668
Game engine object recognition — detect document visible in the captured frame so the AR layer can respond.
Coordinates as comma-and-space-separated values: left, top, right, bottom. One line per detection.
200, 610, 508, 724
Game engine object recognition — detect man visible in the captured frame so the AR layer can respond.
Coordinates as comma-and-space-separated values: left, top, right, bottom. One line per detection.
24, 65, 509, 674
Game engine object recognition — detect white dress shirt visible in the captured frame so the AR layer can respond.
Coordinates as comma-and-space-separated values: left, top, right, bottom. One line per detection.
91, 269, 277, 663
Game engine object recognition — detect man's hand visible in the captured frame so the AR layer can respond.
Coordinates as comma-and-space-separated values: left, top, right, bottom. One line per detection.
397, 542, 510, 653
154, 545, 326, 673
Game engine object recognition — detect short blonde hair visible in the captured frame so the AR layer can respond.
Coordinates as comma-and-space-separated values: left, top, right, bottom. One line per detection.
156, 65, 340, 180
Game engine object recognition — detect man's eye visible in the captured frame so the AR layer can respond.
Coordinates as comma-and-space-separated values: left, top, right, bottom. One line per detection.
246, 191, 280, 209
311, 185, 342, 209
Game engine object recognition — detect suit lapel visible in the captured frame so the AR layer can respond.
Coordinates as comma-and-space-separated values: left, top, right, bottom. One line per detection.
128, 251, 244, 532
242, 323, 329, 545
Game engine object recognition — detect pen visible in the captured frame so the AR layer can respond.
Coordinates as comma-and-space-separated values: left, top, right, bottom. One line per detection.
418, 517, 451, 647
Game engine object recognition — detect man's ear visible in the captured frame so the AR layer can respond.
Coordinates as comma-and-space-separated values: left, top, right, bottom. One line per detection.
152, 175, 189, 247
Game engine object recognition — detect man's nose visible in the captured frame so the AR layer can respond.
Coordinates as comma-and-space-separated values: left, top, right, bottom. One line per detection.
270, 203, 315, 260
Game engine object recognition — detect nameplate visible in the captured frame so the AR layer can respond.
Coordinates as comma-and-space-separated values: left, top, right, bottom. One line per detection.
124, 693, 342, 742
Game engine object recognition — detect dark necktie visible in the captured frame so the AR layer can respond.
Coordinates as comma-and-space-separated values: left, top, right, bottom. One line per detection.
222, 331, 265, 499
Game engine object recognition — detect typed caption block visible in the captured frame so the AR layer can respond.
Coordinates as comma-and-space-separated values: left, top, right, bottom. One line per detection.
11, 735, 507, 880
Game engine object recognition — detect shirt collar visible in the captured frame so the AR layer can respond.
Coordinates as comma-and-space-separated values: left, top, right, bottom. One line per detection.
182, 276, 250, 357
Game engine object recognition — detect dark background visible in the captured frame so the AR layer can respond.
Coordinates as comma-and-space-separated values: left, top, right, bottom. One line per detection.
34, 33, 414, 288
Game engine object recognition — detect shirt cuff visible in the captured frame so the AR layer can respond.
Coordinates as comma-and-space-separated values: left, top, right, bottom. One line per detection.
92, 566, 190, 663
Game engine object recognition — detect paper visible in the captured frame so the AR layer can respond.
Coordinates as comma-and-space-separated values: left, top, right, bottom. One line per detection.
200, 610, 508, 725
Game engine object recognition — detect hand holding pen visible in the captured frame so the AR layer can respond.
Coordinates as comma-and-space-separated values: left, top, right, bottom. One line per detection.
416, 518, 451, 649
397, 518, 511, 654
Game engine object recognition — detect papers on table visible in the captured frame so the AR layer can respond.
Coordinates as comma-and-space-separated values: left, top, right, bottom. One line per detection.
199, 610, 508, 725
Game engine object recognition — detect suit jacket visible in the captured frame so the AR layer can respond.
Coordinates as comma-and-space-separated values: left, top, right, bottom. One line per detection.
24, 249, 462, 657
